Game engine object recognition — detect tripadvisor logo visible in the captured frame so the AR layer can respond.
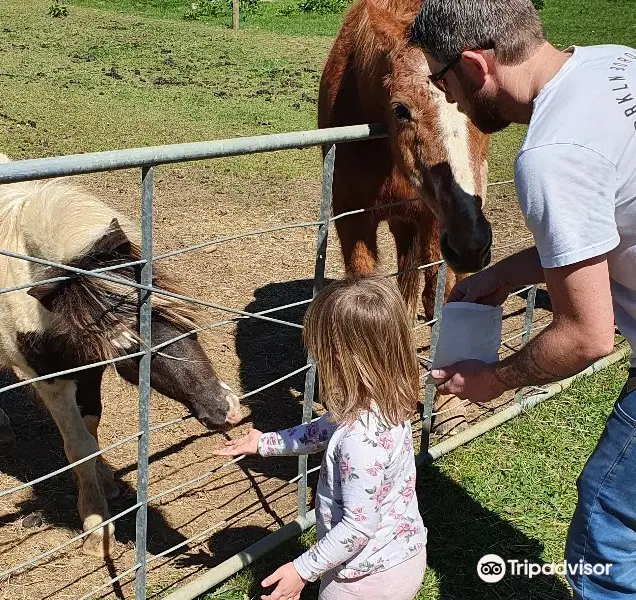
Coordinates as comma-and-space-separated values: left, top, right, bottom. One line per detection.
477, 555, 612, 583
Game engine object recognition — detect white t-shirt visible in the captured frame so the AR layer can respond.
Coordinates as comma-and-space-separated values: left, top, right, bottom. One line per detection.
515, 45, 636, 364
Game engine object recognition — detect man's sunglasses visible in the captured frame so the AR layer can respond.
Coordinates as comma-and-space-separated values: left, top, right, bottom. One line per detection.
428, 55, 461, 93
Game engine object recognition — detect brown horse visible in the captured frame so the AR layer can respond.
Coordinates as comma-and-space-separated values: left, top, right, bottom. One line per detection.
318, 0, 492, 433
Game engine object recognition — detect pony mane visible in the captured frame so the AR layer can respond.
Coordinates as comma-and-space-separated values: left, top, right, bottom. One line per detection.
0, 156, 200, 362
351, 0, 422, 75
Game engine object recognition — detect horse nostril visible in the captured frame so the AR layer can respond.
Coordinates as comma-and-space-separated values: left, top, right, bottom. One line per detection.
225, 393, 242, 425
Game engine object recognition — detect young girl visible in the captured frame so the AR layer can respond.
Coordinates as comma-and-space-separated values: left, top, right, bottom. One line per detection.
214, 277, 427, 600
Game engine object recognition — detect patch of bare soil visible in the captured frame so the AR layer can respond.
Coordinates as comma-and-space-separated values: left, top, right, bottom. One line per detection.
0, 165, 544, 599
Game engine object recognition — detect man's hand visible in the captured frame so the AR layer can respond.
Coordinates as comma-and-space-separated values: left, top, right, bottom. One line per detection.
260, 562, 307, 600
431, 360, 507, 404
448, 269, 511, 305
449, 247, 545, 304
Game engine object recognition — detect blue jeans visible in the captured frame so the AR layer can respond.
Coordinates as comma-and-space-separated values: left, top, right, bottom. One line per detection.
565, 370, 636, 598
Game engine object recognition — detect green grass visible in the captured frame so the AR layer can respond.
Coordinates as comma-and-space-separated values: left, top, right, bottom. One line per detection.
2, 0, 636, 597
67, 0, 346, 36
209, 358, 629, 600
1, 0, 331, 178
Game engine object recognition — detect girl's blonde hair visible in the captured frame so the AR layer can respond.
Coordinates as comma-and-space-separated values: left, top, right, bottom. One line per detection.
303, 276, 419, 426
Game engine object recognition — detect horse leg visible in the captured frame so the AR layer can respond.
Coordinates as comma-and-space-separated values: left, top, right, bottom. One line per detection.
0, 407, 15, 444
76, 368, 119, 500
334, 213, 379, 276
417, 215, 468, 436
388, 218, 419, 320
35, 379, 115, 558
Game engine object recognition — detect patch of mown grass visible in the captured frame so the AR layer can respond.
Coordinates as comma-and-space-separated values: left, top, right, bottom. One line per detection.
67, 0, 346, 36
207, 358, 628, 599
1, 0, 329, 178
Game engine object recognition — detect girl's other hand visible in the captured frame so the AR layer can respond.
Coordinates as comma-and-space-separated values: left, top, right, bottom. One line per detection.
213, 428, 262, 456
261, 562, 306, 600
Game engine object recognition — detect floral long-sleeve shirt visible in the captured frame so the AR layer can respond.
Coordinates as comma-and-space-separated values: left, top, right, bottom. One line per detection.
257, 411, 427, 582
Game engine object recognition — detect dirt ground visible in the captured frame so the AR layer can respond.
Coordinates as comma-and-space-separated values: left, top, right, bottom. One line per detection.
0, 163, 548, 600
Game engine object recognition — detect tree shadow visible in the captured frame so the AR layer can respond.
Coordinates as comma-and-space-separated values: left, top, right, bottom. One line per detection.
0, 370, 187, 560
234, 278, 324, 486
220, 464, 572, 600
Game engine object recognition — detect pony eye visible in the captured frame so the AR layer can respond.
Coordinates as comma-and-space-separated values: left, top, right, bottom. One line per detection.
392, 102, 412, 122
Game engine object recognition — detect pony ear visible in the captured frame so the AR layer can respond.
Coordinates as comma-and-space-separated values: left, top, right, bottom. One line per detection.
27, 219, 132, 311
91, 218, 132, 257
27, 279, 64, 311
365, 0, 414, 52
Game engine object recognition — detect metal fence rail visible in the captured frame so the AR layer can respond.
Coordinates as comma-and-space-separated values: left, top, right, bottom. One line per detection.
0, 124, 611, 599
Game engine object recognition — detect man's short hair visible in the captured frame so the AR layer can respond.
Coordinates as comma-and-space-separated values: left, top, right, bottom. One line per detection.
410, 0, 545, 65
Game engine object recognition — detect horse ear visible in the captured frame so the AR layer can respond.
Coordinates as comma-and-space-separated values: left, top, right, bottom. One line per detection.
365, 0, 414, 52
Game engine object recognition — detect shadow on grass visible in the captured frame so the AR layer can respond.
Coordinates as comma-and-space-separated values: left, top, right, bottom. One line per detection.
218, 463, 571, 599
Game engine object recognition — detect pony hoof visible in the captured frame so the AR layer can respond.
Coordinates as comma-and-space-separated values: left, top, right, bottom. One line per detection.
81, 524, 116, 558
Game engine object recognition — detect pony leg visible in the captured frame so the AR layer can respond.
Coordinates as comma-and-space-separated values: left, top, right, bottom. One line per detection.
334, 214, 379, 276
76, 369, 119, 500
388, 218, 419, 320
0, 407, 15, 444
35, 379, 115, 558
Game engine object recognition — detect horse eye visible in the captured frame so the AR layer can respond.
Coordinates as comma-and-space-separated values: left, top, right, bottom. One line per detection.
392, 103, 412, 122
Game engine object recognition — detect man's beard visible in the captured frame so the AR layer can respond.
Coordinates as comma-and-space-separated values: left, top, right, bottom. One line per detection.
461, 79, 510, 134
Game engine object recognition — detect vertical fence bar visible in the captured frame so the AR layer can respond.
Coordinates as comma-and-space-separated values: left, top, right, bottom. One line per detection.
135, 165, 154, 599
297, 145, 335, 519
514, 284, 538, 403
419, 261, 447, 456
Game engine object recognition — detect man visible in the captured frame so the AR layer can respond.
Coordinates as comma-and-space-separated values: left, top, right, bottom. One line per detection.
409, 1, 636, 597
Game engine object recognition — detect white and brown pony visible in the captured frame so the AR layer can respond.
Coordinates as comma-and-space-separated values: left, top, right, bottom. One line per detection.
0, 154, 242, 558
318, 0, 492, 433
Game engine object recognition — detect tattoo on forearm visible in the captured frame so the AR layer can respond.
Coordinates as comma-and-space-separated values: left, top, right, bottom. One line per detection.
493, 343, 564, 390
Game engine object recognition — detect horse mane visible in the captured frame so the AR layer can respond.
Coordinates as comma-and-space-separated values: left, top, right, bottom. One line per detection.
351, 0, 422, 75
0, 158, 200, 362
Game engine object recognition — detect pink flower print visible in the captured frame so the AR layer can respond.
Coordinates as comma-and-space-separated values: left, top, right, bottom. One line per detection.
299, 422, 329, 445
402, 435, 413, 454
388, 506, 399, 520
365, 460, 383, 477
366, 480, 392, 509
349, 569, 367, 578
395, 521, 420, 542
320, 508, 332, 525
338, 454, 359, 482
399, 475, 416, 501
260, 432, 280, 452
351, 507, 367, 522
376, 432, 394, 451
340, 535, 368, 554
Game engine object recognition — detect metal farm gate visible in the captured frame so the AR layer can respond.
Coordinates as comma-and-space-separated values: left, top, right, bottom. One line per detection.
0, 125, 628, 600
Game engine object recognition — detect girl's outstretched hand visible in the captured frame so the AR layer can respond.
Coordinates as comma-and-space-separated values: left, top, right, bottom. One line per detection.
213, 428, 262, 456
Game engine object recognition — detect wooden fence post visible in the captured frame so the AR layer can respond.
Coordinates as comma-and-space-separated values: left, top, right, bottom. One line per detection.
232, 0, 239, 29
